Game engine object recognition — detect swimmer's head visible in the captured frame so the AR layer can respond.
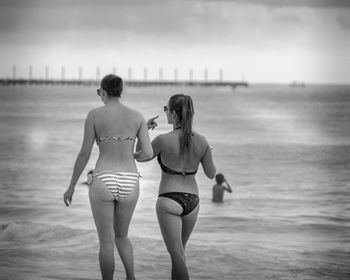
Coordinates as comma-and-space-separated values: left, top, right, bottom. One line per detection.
215, 173, 224, 184
86, 169, 94, 185
100, 74, 123, 97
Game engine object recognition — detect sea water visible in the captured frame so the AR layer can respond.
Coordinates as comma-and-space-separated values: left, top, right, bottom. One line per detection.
0, 84, 349, 279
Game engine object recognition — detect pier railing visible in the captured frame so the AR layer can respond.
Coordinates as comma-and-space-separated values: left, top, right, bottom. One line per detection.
0, 79, 248, 88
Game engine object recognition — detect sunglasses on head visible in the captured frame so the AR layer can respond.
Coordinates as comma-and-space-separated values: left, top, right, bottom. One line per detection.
97, 88, 103, 96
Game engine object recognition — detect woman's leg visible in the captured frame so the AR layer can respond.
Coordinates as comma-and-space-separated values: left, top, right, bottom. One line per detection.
89, 178, 116, 280
156, 197, 189, 280
181, 203, 200, 249
114, 182, 139, 280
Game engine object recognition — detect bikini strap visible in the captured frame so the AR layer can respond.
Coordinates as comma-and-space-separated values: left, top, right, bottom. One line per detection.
93, 170, 141, 177
157, 154, 197, 176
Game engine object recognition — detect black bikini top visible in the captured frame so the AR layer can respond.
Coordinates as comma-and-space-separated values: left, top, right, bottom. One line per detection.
157, 154, 197, 176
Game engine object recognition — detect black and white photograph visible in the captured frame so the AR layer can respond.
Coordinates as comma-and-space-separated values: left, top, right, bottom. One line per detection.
0, 0, 349, 279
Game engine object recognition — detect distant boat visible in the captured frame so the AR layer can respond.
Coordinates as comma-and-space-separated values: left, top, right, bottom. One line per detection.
289, 81, 306, 88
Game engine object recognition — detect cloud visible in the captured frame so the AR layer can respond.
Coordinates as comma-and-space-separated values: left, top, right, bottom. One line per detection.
0, 1, 193, 37
0, 0, 312, 48
337, 10, 350, 30
194, 0, 350, 8
1, 0, 350, 83
1, 0, 348, 42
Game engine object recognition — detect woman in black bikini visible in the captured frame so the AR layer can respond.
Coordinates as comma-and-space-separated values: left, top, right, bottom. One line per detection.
138, 94, 216, 279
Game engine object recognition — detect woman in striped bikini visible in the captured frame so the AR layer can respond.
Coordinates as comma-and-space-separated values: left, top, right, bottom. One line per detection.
63, 74, 153, 280
137, 94, 216, 280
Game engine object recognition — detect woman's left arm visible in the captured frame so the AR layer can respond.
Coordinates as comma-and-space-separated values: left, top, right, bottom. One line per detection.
64, 110, 96, 206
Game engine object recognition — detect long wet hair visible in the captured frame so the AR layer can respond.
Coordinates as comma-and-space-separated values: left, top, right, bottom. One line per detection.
168, 94, 194, 156
101, 74, 123, 97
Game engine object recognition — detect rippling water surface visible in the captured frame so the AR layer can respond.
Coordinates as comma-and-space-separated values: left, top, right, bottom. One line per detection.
0, 84, 349, 279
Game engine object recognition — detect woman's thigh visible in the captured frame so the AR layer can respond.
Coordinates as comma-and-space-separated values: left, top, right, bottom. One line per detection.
89, 178, 115, 241
181, 203, 199, 247
114, 182, 140, 237
156, 197, 183, 251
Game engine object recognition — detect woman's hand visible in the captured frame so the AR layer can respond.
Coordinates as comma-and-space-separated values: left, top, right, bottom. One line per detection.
63, 186, 75, 207
147, 116, 159, 130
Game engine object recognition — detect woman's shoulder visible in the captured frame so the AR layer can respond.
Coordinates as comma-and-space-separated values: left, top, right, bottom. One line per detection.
88, 106, 105, 115
192, 131, 211, 155
121, 104, 144, 120
93, 104, 144, 122
85, 107, 102, 119
192, 130, 209, 144
156, 130, 209, 143
153, 131, 171, 141
152, 131, 176, 146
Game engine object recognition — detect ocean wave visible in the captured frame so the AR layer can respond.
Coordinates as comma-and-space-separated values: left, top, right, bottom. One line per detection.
293, 214, 350, 223
0, 221, 163, 246
0, 221, 89, 244
197, 215, 350, 237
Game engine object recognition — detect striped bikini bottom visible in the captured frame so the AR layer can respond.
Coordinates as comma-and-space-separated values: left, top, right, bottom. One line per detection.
93, 171, 140, 200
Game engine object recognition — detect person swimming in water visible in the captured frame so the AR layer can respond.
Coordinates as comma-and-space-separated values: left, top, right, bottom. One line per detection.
82, 169, 94, 185
137, 94, 216, 280
212, 173, 232, 203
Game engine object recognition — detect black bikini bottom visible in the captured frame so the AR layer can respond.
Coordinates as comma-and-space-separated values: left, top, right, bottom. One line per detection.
158, 192, 200, 216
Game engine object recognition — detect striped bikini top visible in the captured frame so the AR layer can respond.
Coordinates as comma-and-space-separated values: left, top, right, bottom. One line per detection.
96, 136, 136, 145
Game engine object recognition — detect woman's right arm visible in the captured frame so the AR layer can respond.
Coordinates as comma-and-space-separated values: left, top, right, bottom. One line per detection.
64, 110, 96, 206
200, 137, 216, 179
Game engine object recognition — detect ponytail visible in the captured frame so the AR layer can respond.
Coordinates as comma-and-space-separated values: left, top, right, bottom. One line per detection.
169, 94, 194, 157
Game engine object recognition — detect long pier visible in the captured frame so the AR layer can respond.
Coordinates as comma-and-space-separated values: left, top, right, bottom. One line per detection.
0, 79, 248, 88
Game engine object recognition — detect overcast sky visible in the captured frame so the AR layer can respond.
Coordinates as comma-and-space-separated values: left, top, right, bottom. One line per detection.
1, 0, 349, 83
